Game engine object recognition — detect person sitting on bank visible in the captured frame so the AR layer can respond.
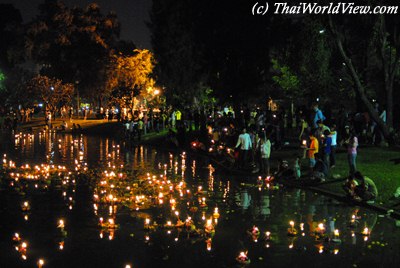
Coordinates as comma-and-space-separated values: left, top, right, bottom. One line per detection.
275, 159, 296, 180
306, 157, 328, 184
353, 171, 378, 202
342, 175, 359, 199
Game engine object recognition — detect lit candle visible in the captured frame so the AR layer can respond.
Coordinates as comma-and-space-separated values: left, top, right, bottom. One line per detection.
236, 251, 249, 264
317, 223, 325, 234
38, 259, 44, 268
108, 218, 115, 228
288, 221, 297, 236
206, 238, 212, 251
334, 229, 339, 238
21, 242, 27, 251
213, 207, 220, 219
58, 219, 65, 229
362, 227, 369, 236
22, 201, 30, 211
251, 226, 260, 236
13, 233, 21, 241
265, 231, 271, 241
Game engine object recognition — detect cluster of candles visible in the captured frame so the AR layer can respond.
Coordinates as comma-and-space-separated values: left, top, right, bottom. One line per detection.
88, 149, 225, 250
3, 136, 89, 262
4, 132, 381, 266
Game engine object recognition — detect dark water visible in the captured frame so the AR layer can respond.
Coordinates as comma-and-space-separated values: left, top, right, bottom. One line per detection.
0, 132, 399, 268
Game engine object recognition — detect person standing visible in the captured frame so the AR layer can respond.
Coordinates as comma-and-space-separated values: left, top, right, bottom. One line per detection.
323, 129, 332, 171
235, 128, 252, 168
312, 104, 326, 129
259, 136, 271, 176
306, 132, 319, 172
137, 118, 144, 141
345, 131, 358, 176
330, 124, 338, 168
175, 109, 182, 127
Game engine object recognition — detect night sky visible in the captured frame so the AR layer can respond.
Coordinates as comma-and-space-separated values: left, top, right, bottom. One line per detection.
0, 0, 152, 48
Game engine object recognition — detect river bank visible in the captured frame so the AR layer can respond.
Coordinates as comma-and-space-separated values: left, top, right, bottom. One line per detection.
12, 116, 400, 218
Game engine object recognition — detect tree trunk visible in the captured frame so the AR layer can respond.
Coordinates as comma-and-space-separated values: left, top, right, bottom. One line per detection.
329, 16, 391, 141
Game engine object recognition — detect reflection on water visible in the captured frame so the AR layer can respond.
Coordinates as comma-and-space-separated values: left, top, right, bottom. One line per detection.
0, 131, 399, 268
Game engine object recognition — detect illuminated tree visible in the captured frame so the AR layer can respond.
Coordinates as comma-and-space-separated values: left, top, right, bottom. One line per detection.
27, 75, 74, 118
108, 49, 155, 112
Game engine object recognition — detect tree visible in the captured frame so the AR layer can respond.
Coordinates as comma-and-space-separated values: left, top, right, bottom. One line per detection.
107, 49, 155, 112
328, 13, 400, 141
3, 67, 35, 109
27, 75, 74, 118
25, 0, 121, 104
150, 0, 272, 107
0, 4, 24, 71
0, 69, 6, 108
271, 59, 300, 98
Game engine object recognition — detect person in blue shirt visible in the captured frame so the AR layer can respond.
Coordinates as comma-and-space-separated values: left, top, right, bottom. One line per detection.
323, 129, 332, 170
312, 104, 326, 128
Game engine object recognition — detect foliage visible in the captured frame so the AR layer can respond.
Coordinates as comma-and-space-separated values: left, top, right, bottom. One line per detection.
193, 87, 218, 111
108, 49, 155, 110
271, 59, 300, 97
320, 147, 400, 202
328, 13, 400, 139
25, 1, 121, 103
0, 71, 5, 90
27, 75, 74, 117
0, 4, 24, 70
3, 67, 35, 109
150, 0, 271, 107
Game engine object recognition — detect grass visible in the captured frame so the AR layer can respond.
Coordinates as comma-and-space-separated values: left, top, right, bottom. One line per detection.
275, 146, 400, 204
329, 146, 400, 203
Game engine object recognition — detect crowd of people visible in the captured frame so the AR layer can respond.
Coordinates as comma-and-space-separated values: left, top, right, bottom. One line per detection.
171, 101, 380, 203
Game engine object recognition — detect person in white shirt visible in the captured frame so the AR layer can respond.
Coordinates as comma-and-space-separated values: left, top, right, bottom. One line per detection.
330, 124, 338, 168
235, 128, 252, 168
259, 136, 271, 175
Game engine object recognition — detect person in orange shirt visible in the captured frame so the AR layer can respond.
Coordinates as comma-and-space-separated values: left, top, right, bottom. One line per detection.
307, 132, 319, 172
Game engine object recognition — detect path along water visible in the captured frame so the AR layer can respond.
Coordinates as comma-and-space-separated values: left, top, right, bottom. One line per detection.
0, 131, 399, 268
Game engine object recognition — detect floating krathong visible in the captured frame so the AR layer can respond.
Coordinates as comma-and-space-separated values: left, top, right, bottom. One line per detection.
236, 251, 251, 265
287, 221, 297, 236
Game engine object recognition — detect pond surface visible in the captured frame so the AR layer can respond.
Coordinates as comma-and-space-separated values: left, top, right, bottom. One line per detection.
0, 131, 399, 268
